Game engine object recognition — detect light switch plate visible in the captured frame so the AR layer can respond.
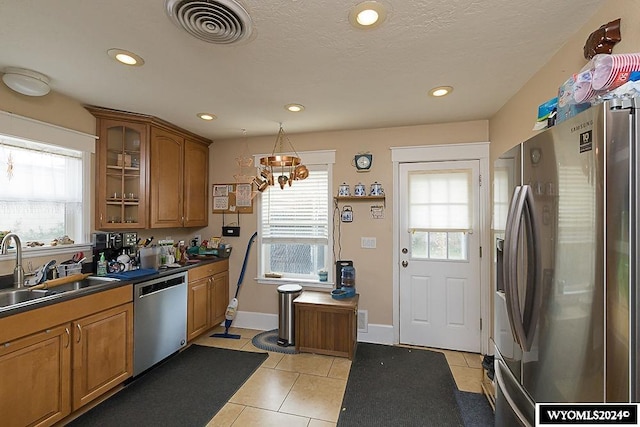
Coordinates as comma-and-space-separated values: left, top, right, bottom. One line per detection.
361, 237, 376, 249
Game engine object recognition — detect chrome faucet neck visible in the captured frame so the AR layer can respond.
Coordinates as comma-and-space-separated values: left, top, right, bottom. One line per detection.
1, 233, 25, 288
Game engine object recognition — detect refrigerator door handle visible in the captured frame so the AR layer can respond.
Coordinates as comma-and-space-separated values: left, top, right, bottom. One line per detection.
503, 185, 528, 349
521, 185, 542, 351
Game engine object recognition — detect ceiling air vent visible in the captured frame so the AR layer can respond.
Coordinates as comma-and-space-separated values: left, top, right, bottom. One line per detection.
165, 0, 253, 44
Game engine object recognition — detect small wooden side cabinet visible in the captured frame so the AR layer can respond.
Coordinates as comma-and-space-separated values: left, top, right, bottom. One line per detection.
294, 291, 358, 359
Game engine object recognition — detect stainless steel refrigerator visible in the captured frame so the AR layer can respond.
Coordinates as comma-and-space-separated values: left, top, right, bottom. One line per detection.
493, 98, 639, 426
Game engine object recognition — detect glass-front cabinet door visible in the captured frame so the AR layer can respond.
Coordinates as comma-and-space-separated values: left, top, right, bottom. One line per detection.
96, 119, 147, 229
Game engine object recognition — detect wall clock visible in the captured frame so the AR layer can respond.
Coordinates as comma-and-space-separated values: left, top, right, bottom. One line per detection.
354, 154, 372, 171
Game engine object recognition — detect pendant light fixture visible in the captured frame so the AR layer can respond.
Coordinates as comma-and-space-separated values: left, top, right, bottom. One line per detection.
254, 124, 308, 191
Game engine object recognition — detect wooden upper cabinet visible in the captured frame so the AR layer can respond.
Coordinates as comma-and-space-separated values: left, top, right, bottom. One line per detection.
183, 139, 209, 227
94, 118, 148, 229
150, 127, 185, 228
87, 106, 211, 230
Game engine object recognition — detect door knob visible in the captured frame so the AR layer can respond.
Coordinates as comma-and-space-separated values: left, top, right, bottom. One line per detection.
402, 248, 408, 254
402, 260, 408, 268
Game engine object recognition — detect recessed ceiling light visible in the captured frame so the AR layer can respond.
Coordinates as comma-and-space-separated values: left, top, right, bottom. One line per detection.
107, 49, 145, 66
429, 86, 454, 97
285, 103, 305, 112
349, 1, 387, 29
197, 113, 217, 121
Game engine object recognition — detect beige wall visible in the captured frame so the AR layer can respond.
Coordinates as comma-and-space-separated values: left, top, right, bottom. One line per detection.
207, 121, 489, 324
1, 0, 639, 333
0, 83, 95, 134
489, 1, 640, 163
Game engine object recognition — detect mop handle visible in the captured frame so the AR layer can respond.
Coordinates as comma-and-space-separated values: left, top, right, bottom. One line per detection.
235, 231, 258, 299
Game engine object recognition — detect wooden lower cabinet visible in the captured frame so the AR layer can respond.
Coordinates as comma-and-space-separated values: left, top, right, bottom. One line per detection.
72, 302, 133, 410
187, 260, 229, 341
0, 286, 133, 427
187, 276, 211, 341
294, 291, 359, 359
0, 325, 71, 427
210, 270, 229, 326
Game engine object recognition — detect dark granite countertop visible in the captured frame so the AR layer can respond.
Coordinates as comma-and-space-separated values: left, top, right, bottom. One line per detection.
0, 257, 227, 319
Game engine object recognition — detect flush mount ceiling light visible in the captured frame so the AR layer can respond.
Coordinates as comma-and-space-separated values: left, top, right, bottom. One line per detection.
2, 67, 50, 96
429, 86, 454, 97
107, 49, 145, 66
284, 103, 305, 112
349, 1, 387, 29
254, 124, 309, 191
197, 112, 217, 121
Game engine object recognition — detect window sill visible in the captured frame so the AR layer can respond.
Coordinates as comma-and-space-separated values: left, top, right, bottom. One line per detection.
256, 277, 334, 289
0, 243, 93, 262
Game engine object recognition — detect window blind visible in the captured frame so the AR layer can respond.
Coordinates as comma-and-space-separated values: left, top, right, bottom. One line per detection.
260, 168, 328, 244
408, 169, 471, 230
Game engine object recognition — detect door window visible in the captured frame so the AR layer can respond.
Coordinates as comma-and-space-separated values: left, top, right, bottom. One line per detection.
408, 169, 472, 261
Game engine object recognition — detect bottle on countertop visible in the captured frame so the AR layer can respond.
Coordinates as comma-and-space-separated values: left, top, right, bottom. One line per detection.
97, 252, 107, 276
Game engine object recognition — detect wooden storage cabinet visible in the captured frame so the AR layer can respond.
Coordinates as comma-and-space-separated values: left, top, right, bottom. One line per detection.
294, 291, 358, 359
71, 303, 133, 410
187, 276, 211, 341
87, 106, 211, 230
183, 138, 209, 227
0, 325, 71, 427
0, 286, 133, 427
150, 127, 184, 228
149, 131, 209, 228
95, 118, 148, 229
187, 260, 229, 341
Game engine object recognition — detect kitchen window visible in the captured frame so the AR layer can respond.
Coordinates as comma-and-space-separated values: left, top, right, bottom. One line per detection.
256, 150, 334, 285
0, 111, 94, 255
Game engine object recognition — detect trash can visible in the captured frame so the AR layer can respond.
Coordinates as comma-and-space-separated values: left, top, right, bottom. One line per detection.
277, 284, 302, 346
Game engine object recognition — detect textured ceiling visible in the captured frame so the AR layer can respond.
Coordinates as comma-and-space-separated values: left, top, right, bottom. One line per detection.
0, 0, 604, 140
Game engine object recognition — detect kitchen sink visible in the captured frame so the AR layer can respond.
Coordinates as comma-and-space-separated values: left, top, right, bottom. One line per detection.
0, 276, 120, 309
0, 288, 50, 307
49, 276, 119, 293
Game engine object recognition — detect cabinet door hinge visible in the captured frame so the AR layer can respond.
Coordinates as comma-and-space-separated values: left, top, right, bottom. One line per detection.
480, 318, 482, 330
479, 246, 482, 258
479, 174, 482, 187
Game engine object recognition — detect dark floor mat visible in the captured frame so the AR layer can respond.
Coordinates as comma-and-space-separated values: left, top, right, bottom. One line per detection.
67, 345, 267, 427
337, 343, 465, 426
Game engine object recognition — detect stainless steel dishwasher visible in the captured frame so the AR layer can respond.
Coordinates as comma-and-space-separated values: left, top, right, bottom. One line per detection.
133, 271, 187, 376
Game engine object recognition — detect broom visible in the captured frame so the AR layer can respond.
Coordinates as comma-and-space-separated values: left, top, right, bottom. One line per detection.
212, 231, 258, 339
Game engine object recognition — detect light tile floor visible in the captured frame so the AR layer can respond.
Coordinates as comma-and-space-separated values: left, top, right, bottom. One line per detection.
196, 327, 485, 427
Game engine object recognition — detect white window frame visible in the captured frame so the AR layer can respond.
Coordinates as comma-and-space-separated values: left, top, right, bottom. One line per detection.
254, 150, 335, 287
0, 110, 95, 262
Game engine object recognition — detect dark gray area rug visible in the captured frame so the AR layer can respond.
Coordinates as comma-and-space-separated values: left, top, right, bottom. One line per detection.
338, 343, 490, 427
251, 329, 298, 354
454, 389, 494, 427
67, 344, 268, 427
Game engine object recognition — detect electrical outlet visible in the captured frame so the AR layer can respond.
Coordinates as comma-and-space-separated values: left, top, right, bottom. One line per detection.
194, 234, 201, 245
358, 310, 368, 332
361, 237, 376, 249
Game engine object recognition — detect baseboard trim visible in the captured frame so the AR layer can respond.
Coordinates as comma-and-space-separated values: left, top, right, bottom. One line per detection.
357, 324, 394, 345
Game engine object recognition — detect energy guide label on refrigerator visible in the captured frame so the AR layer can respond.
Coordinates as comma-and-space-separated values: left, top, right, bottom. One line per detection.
536, 403, 639, 426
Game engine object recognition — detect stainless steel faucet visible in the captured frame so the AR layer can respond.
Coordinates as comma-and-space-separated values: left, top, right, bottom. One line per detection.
1, 233, 25, 288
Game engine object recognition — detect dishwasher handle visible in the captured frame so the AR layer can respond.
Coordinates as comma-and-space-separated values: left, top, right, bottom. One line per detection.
136, 275, 185, 299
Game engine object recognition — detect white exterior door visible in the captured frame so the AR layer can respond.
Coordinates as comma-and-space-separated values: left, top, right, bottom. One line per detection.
399, 160, 481, 352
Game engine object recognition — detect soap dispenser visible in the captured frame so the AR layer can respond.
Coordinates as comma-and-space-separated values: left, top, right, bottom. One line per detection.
97, 252, 107, 276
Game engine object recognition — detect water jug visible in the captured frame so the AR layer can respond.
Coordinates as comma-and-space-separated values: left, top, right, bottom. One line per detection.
340, 266, 355, 288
